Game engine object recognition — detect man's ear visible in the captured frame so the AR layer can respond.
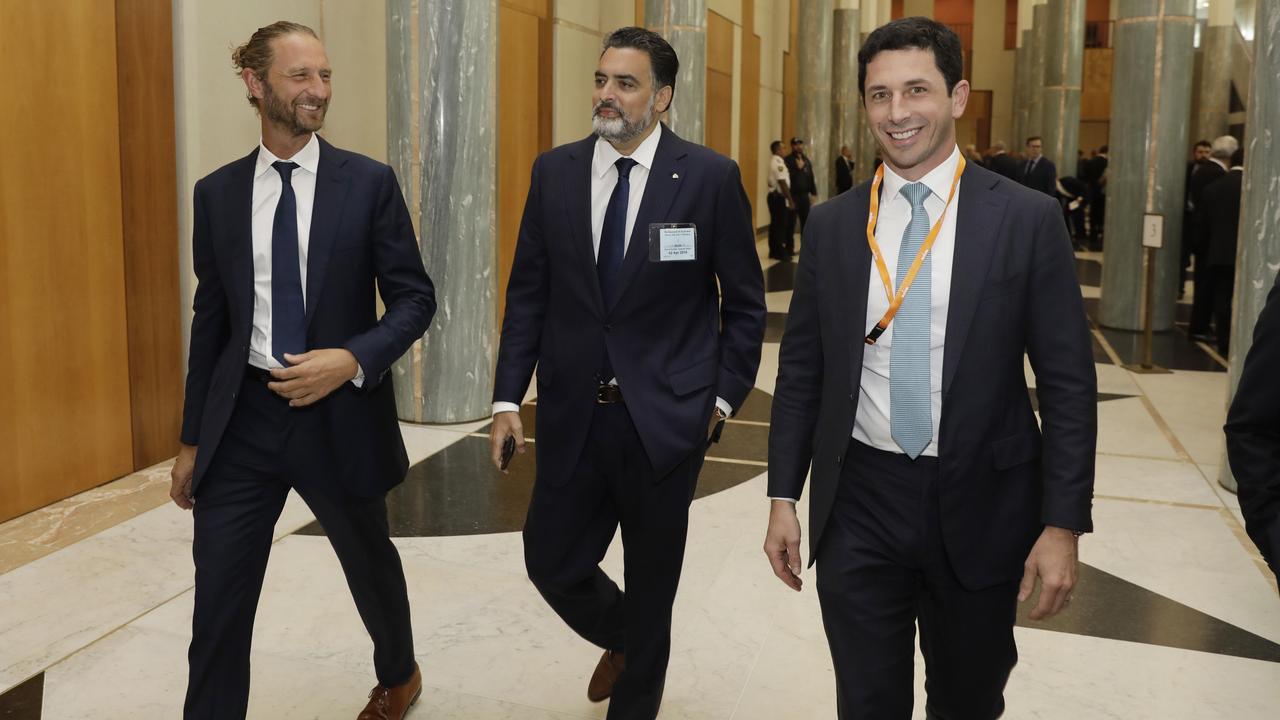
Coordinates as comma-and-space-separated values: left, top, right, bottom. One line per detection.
655, 85, 674, 115
243, 68, 266, 104
950, 79, 971, 119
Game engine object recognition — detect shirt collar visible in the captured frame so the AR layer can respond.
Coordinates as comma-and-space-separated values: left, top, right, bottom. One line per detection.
881, 145, 961, 207
594, 123, 662, 179
255, 133, 321, 178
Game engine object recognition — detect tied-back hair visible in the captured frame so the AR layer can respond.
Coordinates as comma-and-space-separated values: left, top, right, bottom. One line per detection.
231, 21, 319, 107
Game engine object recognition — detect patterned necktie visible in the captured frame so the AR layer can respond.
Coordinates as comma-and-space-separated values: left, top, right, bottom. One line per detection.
271, 161, 306, 366
890, 182, 933, 458
596, 157, 638, 380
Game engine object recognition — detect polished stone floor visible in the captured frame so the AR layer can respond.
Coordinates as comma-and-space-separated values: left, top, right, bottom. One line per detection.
0, 239, 1276, 718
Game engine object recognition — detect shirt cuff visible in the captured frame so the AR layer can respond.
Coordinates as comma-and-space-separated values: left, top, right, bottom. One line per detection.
715, 397, 733, 418
492, 402, 521, 416
350, 363, 365, 388
769, 497, 798, 503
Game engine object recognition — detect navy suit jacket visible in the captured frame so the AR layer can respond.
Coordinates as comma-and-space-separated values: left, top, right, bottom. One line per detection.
494, 125, 765, 482
181, 137, 436, 497
768, 161, 1097, 590
1225, 272, 1280, 575
1020, 156, 1057, 197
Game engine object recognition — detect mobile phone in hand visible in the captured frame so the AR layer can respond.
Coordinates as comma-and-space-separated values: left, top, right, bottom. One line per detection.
500, 435, 516, 471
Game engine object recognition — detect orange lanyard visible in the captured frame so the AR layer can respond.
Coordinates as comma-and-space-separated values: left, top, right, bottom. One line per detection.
863, 155, 966, 345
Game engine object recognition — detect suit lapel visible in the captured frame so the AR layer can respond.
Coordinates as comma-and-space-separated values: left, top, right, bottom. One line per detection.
304, 137, 351, 328
842, 185, 873, 392
611, 124, 687, 310
227, 148, 259, 317
564, 135, 603, 314
942, 165, 1007, 395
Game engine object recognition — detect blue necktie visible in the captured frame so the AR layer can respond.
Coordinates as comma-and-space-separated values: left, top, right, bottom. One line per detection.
596, 157, 637, 381
890, 182, 933, 458
271, 161, 306, 366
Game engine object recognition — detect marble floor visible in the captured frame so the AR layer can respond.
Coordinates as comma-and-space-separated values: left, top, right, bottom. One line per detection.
1, 239, 1277, 719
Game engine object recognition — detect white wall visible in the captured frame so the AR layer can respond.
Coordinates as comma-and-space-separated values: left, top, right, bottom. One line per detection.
552, 0, 637, 146
972, 0, 1016, 147
754, 0, 789, 226
172, 0, 387, 359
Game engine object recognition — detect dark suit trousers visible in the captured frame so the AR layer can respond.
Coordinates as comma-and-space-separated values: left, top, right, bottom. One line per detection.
793, 194, 812, 237
1212, 266, 1236, 356
1190, 240, 1217, 335
816, 439, 1018, 720
523, 402, 704, 720
767, 192, 792, 259
184, 372, 416, 720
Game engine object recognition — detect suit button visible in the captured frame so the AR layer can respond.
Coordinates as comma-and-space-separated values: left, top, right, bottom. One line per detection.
836, 454, 843, 465
848, 393, 855, 401
231, 391, 237, 400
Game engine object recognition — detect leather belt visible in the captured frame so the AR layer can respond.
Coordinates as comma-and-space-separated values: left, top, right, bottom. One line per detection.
245, 364, 274, 383
596, 384, 624, 404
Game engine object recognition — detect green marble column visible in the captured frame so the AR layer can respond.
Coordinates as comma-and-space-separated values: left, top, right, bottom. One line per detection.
832, 0, 861, 195
387, 0, 498, 423
1013, 35, 1030, 149
1027, 2, 1050, 139
1220, 0, 1278, 492
1098, 0, 1196, 332
798, 0, 835, 201
645, 0, 707, 144
1192, 0, 1234, 144
1041, 0, 1085, 172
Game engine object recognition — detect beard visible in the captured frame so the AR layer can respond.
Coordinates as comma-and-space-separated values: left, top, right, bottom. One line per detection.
592, 95, 655, 145
261, 80, 327, 136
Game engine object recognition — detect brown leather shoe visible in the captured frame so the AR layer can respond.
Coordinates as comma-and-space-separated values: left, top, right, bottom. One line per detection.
358, 664, 422, 720
587, 650, 625, 702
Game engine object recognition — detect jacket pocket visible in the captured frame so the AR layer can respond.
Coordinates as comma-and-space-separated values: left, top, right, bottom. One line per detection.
990, 431, 1041, 470
670, 356, 717, 396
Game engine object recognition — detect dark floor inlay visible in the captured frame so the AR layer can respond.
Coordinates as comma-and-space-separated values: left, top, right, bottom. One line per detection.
763, 260, 798, 293
0, 672, 43, 719
300, 402, 765, 538
1074, 259, 1102, 288
1016, 563, 1280, 663
733, 388, 775, 424
764, 312, 789, 343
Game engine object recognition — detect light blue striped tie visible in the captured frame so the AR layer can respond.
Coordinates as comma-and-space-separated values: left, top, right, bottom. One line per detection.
891, 182, 933, 459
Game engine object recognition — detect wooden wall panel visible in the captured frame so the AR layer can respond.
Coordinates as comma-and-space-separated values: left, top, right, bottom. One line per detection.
740, 30, 762, 228
0, 0, 134, 522
497, 1, 553, 321
1081, 48, 1113, 121
706, 11, 735, 158
115, 0, 182, 469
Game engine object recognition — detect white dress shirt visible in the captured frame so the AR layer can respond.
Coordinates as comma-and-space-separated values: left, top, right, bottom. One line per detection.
768, 154, 790, 191
493, 124, 730, 418
248, 134, 362, 384
853, 145, 961, 457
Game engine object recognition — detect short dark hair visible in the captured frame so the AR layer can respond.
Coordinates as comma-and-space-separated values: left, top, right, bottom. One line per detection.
1099, 145, 1108, 153
1195, 139, 1212, 149
858, 17, 964, 98
1026, 136, 1042, 145
602, 27, 679, 106
770, 140, 783, 153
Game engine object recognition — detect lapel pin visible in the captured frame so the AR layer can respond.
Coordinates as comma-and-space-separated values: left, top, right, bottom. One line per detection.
672, 173, 679, 179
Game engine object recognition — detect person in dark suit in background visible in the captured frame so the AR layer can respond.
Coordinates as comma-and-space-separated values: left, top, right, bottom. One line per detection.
489, 27, 765, 720
1187, 135, 1237, 341
835, 143, 855, 194
767, 139, 796, 260
985, 140, 1021, 182
764, 18, 1095, 719
1019, 135, 1057, 196
786, 137, 818, 232
168, 22, 436, 720
1083, 145, 1108, 250
1178, 141, 1213, 295
1201, 147, 1244, 357
1225, 268, 1280, 583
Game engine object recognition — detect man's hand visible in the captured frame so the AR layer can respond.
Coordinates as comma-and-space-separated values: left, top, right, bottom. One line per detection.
489, 411, 526, 472
170, 444, 197, 510
764, 500, 804, 591
268, 349, 359, 407
1018, 526, 1079, 620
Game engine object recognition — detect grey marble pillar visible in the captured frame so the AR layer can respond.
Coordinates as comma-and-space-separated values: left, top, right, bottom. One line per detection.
797, 0, 834, 201
387, 0, 497, 423
644, 0, 706, 144
1013, 36, 1030, 149
832, 3, 861, 195
1098, 0, 1196, 332
1192, 17, 1233, 144
854, 32, 877, 184
1220, 0, 1278, 493
1041, 0, 1084, 171
1027, 3, 1050, 139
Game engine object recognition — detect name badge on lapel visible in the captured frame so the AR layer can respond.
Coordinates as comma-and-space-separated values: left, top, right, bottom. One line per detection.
648, 223, 697, 262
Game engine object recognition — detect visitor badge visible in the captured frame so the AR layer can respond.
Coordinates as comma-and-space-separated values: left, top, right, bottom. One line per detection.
648, 223, 697, 262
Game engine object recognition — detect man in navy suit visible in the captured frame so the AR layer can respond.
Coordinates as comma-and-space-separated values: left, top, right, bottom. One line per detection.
1020, 135, 1058, 196
488, 27, 764, 720
168, 22, 435, 720
764, 18, 1095, 718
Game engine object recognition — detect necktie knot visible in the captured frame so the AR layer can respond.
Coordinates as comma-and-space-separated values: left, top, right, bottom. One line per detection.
901, 181, 930, 209
615, 157, 638, 180
273, 160, 298, 184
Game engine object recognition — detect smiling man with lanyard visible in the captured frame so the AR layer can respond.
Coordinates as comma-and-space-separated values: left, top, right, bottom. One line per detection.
764, 17, 1097, 718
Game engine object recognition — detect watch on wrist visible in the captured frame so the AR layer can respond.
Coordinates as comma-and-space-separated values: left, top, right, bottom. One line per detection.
714, 407, 729, 422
